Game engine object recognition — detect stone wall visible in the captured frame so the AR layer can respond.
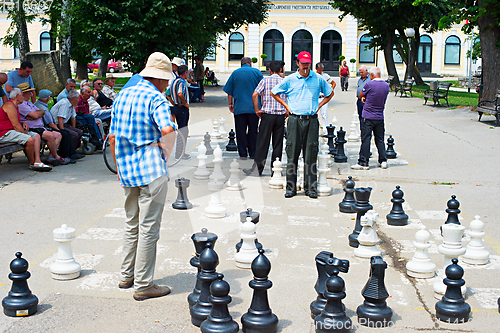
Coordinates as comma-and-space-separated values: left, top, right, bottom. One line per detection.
458, 76, 481, 88
26, 51, 65, 95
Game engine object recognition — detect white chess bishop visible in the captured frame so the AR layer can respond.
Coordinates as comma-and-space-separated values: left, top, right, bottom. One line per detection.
50, 224, 81, 280
354, 210, 381, 259
406, 225, 436, 278
194, 143, 211, 180
209, 145, 226, 182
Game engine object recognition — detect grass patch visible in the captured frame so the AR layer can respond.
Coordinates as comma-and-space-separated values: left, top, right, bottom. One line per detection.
432, 181, 459, 185
412, 84, 478, 107
442, 80, 460, 88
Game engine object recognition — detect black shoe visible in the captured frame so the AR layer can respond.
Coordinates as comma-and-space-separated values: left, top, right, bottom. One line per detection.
243, 168, 253, 176
309, 192, 318, 199
285, 192, 296, 198
71, 153, 85, 160
240, 156, 248, 160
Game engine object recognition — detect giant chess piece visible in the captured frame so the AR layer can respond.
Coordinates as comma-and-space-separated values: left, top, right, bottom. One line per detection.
200, 273, 239, 333
317, 141, 331, 196
386, 185, 409, 226
349, 187, 373, 248
227, 159, 243, 191
332, 115, 338, 128
347, 121, 359, 143
226, 129, 238, 152
310, 251, 350, 319
406, 226, 436, 278
195, 143, 211, 180
334, 127, 347, 163
325, 124, 336, 156
433, 223, 466, 299
385, 135, 397, 159
445, 195, 461, 225
50, 224, 81, 280
188, 229, 218, 308
236, 208, 262, 253
269, 158, 284, 189
435, 258, 471, 323
235, 218, 259, 269
204, 132, 214, 155
354, 211, 381, 259
2, 252, 38, 317
211, 119, 221, 139
241, 249, 279, 333
356, 256, 392, 327
191, 243, 220, 327
172, 177, 193, 210
205, 175, 226, 219
218, 118, 228, 136
462, 216, 490, 265
314, 269, 352, 333
339, 176, 356, 213
209, 145, 226, 182
351, 112, 359, 134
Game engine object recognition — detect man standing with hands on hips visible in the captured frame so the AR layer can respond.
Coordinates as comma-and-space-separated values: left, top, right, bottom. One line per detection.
271, 51, 334, 199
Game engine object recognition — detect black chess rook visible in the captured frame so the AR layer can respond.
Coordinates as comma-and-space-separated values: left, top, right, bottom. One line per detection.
172, 177, 193, 210
386, 185, 409, 226
339, 176, 356, 213
200, 274, 239, 333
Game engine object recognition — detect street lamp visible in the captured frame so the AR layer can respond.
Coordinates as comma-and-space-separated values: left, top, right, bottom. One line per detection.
405, 28, 415, 80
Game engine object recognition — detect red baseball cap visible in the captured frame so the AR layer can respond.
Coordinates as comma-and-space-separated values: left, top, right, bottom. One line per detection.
297, 51, 312, 64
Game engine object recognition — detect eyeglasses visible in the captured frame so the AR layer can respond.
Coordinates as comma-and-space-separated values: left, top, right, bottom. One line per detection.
95, 83, 102, 85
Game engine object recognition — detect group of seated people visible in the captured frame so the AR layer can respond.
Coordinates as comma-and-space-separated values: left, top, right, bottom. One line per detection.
0, 61, 119, 171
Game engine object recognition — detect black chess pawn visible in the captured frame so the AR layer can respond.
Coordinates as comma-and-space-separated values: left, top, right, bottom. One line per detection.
334, 127, 347, 163
191, 243, 220, 327
188, 229, 218, 307
172, 177, 193, 210
204, 132, 214, 155
385, 135, 397, 159
356, 256, 392, 327
241, 249, 279, 333
310, 251, 350, 319
236, 208, 263, 253
445, 195, 461, 225
2, 252, 38, 317
348, 187, 373, 248
226, 129, 238, 152
386, 185, 409, 226
200, 274, 239, 333
435, 258, 471, 323
314, 269, 352, 333
326, 124, 336, 155
339, 176, 356, 213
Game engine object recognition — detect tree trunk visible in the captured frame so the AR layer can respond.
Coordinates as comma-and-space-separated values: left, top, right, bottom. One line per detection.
16, 0, 30, 62
411, 29, 425, 85
383, 31, 400, 85
49, 13, 58, 51
75, 62, 88, 80
477, 0, 500, 101
98, 56, 110, 77
59, 0, 72, 80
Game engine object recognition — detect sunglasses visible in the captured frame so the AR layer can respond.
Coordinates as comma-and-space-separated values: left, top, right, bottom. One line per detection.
95, 83, 102, 85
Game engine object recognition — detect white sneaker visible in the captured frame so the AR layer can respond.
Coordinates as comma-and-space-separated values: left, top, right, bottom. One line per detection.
351, 163, 369, 170
379, 161, 388, 169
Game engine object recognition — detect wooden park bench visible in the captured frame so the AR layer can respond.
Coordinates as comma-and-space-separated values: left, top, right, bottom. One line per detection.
423, 82, 452, 107
394, 79, 413, 97
0, 142, 24, 164
476, 89, 500, 126
386, 75, 395, 91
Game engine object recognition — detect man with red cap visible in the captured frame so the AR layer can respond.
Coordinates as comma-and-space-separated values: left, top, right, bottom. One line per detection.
271, 51, 335, 199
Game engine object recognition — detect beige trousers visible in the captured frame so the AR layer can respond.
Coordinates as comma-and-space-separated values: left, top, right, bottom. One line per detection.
121, 175, 168, 291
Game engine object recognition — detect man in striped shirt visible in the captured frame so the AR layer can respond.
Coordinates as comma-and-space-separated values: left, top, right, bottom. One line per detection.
244, 61, 286, 176
169, 65, 190, 160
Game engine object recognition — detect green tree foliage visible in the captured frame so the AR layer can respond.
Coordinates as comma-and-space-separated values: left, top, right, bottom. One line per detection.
2, 0, 37, 62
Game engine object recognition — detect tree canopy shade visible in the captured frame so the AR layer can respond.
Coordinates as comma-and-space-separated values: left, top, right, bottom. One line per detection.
74, 0, 269, 73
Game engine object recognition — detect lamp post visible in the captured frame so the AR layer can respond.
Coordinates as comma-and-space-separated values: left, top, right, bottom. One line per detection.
405, 28, 415, 81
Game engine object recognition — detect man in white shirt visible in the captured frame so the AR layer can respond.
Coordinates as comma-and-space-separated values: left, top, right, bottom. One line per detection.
51, 90, 83, 148
315, 62, 336, 135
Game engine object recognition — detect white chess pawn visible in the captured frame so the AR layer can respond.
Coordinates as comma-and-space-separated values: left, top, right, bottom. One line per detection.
50, 224, 81, 280
235, 217, 259, 269
433, 223, 466, 299
331, 115, 338, 128
317, 141, 331, 196
194, 143, 211, 180
297, 158, 304, 191
351, 110, 359, 125
354, 210, 381, 259
406, 226, 437, 278
347, 122, 359, 142
462, 216, 490, 265
211, 119, 221, 139
205, 175, 226, 218
209, 145, 226, 182
227, 158, 243, 191
218, 117, 227, 136
269, 158, 284, 189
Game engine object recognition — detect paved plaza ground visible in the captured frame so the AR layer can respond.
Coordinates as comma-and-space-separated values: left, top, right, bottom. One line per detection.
0, 75, 499, 332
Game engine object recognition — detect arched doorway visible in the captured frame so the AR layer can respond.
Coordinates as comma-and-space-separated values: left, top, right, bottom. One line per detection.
292, 30, 313, 71
263, 29, 284, 68
321, 30, 342, 71
417, 35, 432, 73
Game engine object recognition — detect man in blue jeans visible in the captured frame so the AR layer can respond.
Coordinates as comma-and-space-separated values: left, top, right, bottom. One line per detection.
351, 67, 389, 170
170, 65, 190, 160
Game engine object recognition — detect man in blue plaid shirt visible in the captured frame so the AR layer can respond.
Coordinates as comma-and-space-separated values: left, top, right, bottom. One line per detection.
109, 52, 176, 301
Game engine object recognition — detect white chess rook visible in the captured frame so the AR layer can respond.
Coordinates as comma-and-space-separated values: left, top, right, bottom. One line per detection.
194, 143, 211, 180
269, 158, 284, 189
50, 224, 81, 280
406, 226, 436, 278
433, 223, 466, 299
218, 118, 227, 136
209, 145, 226, 182
205, 176, 226, 218
227, 158, 243, 191
462, 215, 490, 265
317, 141, 331, 196
235, 217, 259, 269
354, 210, 381, 258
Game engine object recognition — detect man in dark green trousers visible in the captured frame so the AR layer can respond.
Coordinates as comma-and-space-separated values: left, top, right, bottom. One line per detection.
271, 51, 334, 198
